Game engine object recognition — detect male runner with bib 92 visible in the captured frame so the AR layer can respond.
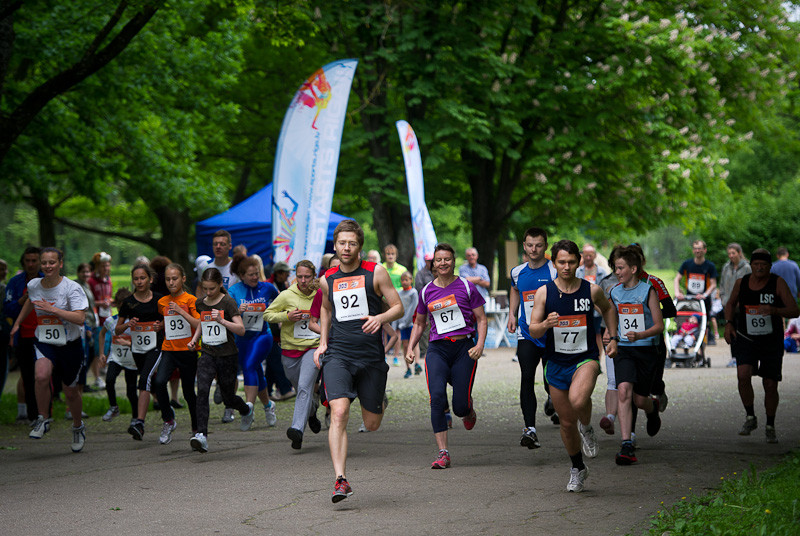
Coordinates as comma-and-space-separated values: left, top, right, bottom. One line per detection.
314, 220, 404, 503
530, 240, 619, 493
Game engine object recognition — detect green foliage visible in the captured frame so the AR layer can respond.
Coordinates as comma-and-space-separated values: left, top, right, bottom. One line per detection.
648, 453, 800, 536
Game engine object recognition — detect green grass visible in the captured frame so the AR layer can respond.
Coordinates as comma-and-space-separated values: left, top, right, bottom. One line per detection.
0, 391, 133, 424
647, 451, 800, 536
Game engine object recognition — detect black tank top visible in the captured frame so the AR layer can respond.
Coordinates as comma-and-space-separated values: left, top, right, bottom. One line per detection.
544, 279, 599, 363
735, 274, 783, 350
326, 261, 383, 361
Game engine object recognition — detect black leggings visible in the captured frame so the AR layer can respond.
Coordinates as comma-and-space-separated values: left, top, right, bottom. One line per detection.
196, 352, 248, 435
516, 338, 550, 428
426, 338, 477, 433
153, 350, 198, 431
105, 362, 138, 418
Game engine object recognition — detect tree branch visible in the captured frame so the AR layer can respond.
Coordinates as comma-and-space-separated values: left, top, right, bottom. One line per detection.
54, 216, 161, 249
83, 1, 128, 59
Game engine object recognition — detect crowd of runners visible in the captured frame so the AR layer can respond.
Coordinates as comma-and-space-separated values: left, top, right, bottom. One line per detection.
1, 222, 797, 501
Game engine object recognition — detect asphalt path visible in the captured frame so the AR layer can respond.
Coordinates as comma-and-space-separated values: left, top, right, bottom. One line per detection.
1, 343, 798, 535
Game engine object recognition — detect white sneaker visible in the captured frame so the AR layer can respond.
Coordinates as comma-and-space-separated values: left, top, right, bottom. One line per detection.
240, 402, 255, 431
222, 408, 235, 423
71, 422, 86, 452
190, 432, 209, 453
358, 421, 369, 433
567, 466, 589, 492
579, 424, 599, 458
159, 420, 177, 444
29, 415, 50, 439
657, 392, 668, 412
102, 406, 120, 422
94, 377, 106, 389
264, 401, 277, 427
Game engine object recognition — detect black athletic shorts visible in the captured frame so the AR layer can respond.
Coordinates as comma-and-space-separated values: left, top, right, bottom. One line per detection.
34, 338, 84, 388
321, 355, 389, 414
613, 345, 659, 397
732, 335, 783, 381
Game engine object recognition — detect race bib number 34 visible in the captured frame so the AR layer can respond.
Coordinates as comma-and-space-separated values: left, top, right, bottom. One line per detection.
429, 294, 467, 334
333, 275, 369, 322
618, 303, 645, 339
553, 314, 588, 354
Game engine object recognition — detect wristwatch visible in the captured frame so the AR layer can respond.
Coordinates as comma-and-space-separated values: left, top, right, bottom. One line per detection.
609, 336, 620, 341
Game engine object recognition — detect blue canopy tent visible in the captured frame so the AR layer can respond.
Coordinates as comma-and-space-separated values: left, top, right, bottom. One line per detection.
195, 183, 348, 266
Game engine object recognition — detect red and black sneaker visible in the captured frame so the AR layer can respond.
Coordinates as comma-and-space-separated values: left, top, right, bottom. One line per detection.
431, 449, 451, 469
332, 476, 353, 503
462, 409, 477, 431
615, 442, 637, 466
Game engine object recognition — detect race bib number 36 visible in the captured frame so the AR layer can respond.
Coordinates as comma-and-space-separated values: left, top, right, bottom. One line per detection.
36, 315, 67, 346
200, 311, 228, 346
333, 275, 369, 322
164, 314, 191, 340
745, 306, 772, 336
428, 294, 467, 335
618, 303, 645, 339
131, 322, 158, 353
242, 303, 266, 332
553, 314, 588, 354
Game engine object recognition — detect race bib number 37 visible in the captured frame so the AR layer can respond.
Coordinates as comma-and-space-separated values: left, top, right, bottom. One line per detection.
333, 275, 369, 322
553, 314, 588, 354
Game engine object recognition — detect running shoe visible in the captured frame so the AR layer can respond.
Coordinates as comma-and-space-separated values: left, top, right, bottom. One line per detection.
414, 364, 423, 375
765, 425, 778, 444
128, 420, 144, 440
579, 424, 599, 458
599, 415, 615, 435
631, 432, 637, 449
445, 411, 453, 429
392, 357, 400, 367
264, 400, 277, 427
551, 413, 560, 425
276, 388, 297, 401
102, 406, 120, 422
463, 409, 477, 430
739, 416, 757, 436
403, 369, 412, 379
544, 396, 555, 417
615, 441, 637, 465
29, 415, 49, 439
646, 398, 662, 437
567, 466, 589, 492
240, 402, 255, 431
308, 413, 322, 434
332, 476, 353, 503
190, 432, 208, 453
657, 392, 669, 412
431, 449, 451, 469
358, 421, 369, 433
93, 377, 106, 390
287, 427, 303, 449
222, 408, 235, 423
213, 384, 222, 404
159, 420, 177, 445
71, 422, 86, 452
170, 399, 184, 409
726, 358, 737, 368
520, 427, 540, 449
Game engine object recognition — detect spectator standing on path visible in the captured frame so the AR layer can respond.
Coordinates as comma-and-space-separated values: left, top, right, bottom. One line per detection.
770, 247, 800, 302
576, 244, 608, 361
724, 248, 798, 444
383, 244, 408, 364
674, 240, 718, 343
720, 243, 752, 367
459, 247, 491, 302
414, 253, 435, 365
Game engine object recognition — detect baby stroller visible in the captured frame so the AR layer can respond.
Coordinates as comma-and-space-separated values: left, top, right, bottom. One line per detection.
665, 297, 709, 368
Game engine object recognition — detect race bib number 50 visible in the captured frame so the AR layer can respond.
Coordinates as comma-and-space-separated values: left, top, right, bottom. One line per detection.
553, 314, 588, 354
333, 275, 369, 322
36, 315, 67, 346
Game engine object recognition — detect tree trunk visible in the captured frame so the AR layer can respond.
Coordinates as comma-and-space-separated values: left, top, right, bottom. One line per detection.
152, 206, 193, 275
31, 191, 56, 247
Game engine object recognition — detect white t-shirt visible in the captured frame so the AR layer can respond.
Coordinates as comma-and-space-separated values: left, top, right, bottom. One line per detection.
199, 258, 240, 290
28, 277, 89, 342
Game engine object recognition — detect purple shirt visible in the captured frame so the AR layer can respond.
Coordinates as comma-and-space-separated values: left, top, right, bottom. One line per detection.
417, 277, 485, 342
